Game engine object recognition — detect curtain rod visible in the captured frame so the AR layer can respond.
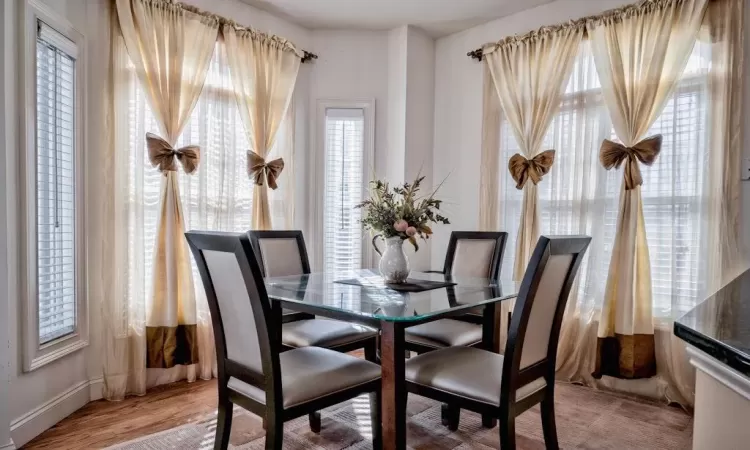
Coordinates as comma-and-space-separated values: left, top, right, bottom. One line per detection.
466, 0, 684, 62
161, 0, 318, 63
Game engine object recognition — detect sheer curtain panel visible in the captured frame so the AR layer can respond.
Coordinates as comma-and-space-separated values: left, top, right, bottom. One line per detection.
483, 24, 584, 281
223, 25, 301, 230
587, 0, 708, 380
116, 0, 219, 377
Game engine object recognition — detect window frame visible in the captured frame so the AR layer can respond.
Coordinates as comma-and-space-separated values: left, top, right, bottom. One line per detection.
21, 0, 87, 372
311, 99, 375, 271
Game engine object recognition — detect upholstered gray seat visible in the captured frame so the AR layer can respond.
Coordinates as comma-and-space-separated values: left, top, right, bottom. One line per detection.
404, 319, 483, 349
405, 346, 546, 405
228, 346, 381, 408
282, 319, 378, 349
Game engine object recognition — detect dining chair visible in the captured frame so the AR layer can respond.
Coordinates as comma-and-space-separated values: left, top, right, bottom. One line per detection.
248, 230, 379, 432
404, 231, 508, 354
186, 231, 382, 450
404, 235, 591, 450
247, 230, 313, 323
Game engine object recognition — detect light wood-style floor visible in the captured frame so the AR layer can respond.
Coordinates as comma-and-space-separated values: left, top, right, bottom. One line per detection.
23, 379, 219, 449
23, 376, 694, 450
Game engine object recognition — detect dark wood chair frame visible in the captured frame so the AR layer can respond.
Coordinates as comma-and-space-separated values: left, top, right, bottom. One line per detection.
443, 231, 508, 281
406, 235, 591, 450
408, 231, 509, 352
247, 229, 379, 432
416, 230, 509, 332
186, 231, 382, 450
248, 230, 314, 324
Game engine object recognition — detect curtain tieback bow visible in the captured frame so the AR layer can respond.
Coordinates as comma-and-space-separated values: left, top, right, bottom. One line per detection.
599, 134, 662, 190
146, 132, 200, 174
508, 150, 555, 190
248, 150, 284, 190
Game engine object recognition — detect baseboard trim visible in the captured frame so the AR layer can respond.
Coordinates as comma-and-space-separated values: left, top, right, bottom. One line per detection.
10, 378, 97, 447
0, 440, 16, 450
89, 377, 103, 401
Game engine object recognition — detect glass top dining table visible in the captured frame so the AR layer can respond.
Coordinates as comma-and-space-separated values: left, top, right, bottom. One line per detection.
264, 268, 520, 325
264, 268, 519, 449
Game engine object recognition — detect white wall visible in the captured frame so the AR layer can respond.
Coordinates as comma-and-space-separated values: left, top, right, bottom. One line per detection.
307, 26, 437, 270
3, 1, 107, 446
404, 26, 435, 270
431, 0, 649, 269
387, 26, 408, 186
309, 30, 390, 179
305, 30, 390, 267
1, 0, 17, 446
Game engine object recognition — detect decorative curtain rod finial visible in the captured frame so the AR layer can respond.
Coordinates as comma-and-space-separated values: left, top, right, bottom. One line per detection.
301, 51, 318, 63
467, 48, 483, 62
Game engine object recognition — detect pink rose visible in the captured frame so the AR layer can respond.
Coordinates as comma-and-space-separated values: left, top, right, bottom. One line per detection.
394, 219, 408, 232
406, 226, 417, 237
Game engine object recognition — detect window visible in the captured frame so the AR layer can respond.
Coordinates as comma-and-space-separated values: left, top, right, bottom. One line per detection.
22, 7, 86, 371
313, 100, 374, 274
323, 108, 366, 274
35, 21, 78, 344
497, 40, 711, 319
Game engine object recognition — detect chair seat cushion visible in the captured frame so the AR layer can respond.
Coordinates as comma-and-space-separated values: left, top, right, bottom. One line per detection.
282, 319, 377, 349
228, 347, 381, 408
405, 346, 546, 406
405, 319, 483, 349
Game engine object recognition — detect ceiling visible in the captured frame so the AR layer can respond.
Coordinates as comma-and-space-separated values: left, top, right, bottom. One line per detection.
240, 0, 554, 38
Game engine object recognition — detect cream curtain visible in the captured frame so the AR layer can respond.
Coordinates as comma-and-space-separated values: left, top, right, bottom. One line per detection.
588, 0, 708, 380
223, 25, 301, 230
483, 25, 584, 281
102, 0, 218, 398
704, 0, 745, 287
478, 63, 501, 235
478, 63, 513, 349
116, 0, 219, 371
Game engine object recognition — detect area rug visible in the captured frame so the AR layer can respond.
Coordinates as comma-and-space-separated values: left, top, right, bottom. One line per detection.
106, 383, 692, 450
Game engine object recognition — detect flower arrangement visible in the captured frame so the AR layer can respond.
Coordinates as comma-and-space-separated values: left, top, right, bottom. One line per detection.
356, 175, 450, 251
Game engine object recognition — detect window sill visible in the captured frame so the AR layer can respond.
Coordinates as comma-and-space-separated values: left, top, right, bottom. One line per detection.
26, 337, 88, 372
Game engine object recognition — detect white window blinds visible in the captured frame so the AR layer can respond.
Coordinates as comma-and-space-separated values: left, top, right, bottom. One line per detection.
35, 21, 78, 344
323, 108, 365, 274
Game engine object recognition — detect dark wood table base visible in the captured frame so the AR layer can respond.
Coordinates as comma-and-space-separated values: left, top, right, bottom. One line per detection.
380, 322, 407, 449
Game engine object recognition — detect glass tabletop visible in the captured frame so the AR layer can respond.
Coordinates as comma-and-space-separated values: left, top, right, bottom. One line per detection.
264, 269, 519, 322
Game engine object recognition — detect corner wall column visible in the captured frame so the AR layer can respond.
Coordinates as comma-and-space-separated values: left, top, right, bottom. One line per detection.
0, 0, 17, 448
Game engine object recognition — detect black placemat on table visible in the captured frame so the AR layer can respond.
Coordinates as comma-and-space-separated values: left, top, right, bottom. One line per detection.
334, 277, 456, 292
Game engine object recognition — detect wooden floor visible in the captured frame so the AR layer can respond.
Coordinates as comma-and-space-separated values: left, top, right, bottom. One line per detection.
24, 376, 693, 450
24, 379, 220, 449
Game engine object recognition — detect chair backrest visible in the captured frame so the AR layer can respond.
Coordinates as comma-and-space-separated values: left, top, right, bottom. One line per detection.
186, 231, 280, 396
248, 230, 311, 277
501, 235, 591, 399
443, 231, 508, 280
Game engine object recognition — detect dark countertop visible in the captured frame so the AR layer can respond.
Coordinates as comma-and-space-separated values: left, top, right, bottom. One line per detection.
674, 269, 750, 377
